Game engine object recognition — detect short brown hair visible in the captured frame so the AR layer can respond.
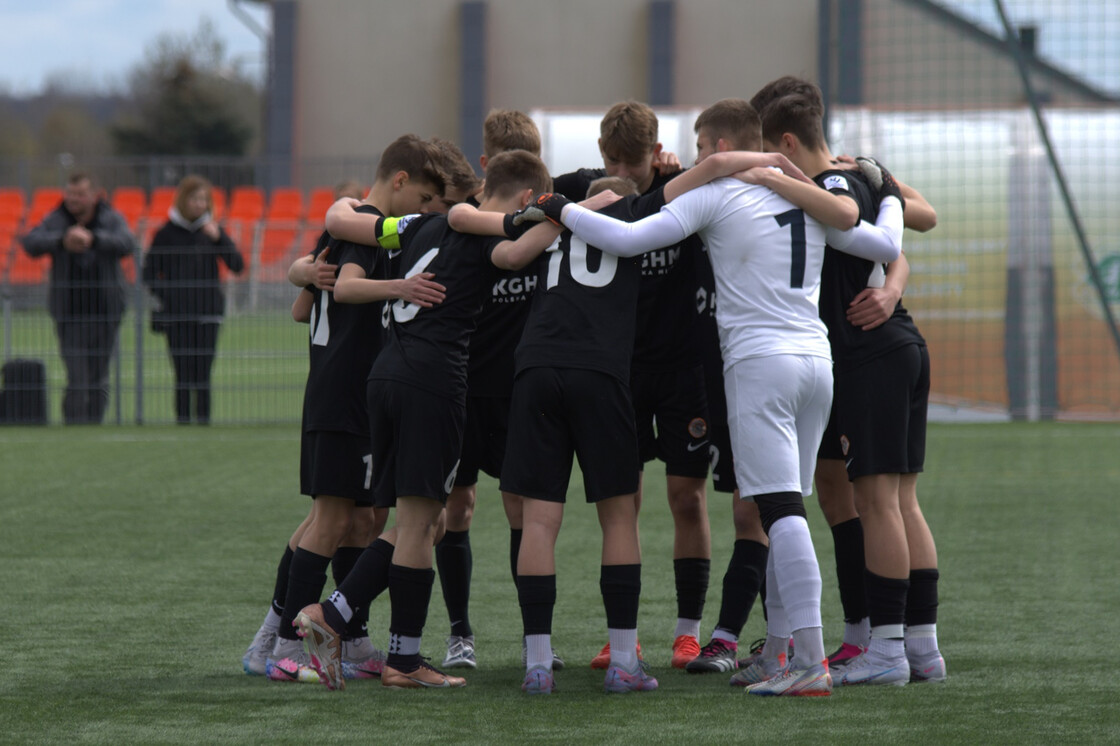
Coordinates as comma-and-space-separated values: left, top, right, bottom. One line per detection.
483, 109, 541, 158
482, 149, 552, 201
586, 176, 638, 198
374, 134, 447, 194
760, 93, 826, 151
749, 76, 824, 116
173, 174, 213, 215
429, 137, 482, 196
599, 100, 659, 163
694, 98, 762, 152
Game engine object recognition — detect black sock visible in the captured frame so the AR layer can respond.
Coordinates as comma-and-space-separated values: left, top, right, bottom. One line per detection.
906, 568, 940, 627
674, 557, 710, 622
335, 538, 395, 636
435, 529, 473, 637
518, 574, 556, 636
386, 563, 435, 672
715, 539, 768, 637
600, 564, 641, 630
509, 528, 523, 584
831, 518, 868, 623
331, 545, 364, 588
270, 546, 295, 617
864, 569, 909, 631
278, 548, 331, 641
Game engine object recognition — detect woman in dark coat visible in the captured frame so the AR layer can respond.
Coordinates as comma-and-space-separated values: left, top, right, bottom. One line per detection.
143, 175, 245, 423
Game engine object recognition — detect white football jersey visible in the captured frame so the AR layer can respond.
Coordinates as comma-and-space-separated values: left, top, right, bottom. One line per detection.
664, 178, 832, 369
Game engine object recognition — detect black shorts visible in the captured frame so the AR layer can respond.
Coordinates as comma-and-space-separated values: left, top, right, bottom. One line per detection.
707, 422, 738, 494
630, 366, 711, 479
834, 344, 929, 480
367, 379, 465, 508
300, 430, 374, 506
500, 367, 640, 503
454, 395, 510, 487
817, 404, 845, 460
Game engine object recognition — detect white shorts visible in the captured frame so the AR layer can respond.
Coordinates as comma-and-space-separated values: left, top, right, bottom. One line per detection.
725, 354, 833, 498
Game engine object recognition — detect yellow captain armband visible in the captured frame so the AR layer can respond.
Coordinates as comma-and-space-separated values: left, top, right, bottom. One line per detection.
374, 216, 402, 250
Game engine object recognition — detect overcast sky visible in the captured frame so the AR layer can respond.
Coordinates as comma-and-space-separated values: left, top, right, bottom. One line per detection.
0, 1, 1115, 97
0, 0, 269, 95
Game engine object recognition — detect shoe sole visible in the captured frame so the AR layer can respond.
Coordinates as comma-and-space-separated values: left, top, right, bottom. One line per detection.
383, 676, 466, 689
294, 611, 344, 691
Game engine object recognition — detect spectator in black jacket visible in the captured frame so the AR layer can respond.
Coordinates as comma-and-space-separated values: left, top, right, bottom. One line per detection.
21, 172, 136, 424
143, 175, 245, 424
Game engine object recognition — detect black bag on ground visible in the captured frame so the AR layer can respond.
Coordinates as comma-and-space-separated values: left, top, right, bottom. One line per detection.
1, 359, 48, 425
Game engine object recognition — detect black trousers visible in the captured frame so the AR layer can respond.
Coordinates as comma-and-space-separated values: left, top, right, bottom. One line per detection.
165, 321, 220, 423
56, 315, 121, 425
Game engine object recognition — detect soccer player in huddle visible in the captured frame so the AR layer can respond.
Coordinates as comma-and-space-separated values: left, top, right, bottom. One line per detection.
759, 87, 945, 686
241, 134, 448, 683
523, 97, 907, 696
552, 100, 713, 670
295, 150, 566, 690
449, 147, 799, 694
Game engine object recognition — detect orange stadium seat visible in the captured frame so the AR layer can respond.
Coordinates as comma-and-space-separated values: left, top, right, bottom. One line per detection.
210, 187, 226, 222
26, 187, 63, 227
0, 187, 27, 226
255, 187, 306, 279
307, 187, 336, 224
111, 187, 147, 232
9, 235, 49, 285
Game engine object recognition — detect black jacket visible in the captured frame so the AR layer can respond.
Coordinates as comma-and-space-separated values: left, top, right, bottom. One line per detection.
20, 200, 135, 321
143, 218, 245, 322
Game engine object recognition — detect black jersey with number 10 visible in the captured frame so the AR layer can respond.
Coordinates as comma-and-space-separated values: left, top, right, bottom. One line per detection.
514, 189, 667, 383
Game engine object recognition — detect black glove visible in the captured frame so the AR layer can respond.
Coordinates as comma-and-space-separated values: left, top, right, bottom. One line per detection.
513, 192, 572, 226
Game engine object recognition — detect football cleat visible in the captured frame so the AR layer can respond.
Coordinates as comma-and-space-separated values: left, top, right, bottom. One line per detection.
603, 662, 659, 693
294, 604, 344, 691
382, 660, 467, 689
827, 641, 866, 671
836, 650, 910, 687
521, 664, 556, 695
908, 652, 947, 683
730, 652, 788, 687
442, 635, 477, 669
590, 640, 642, 670
747, 660, 832, 697
265, 651, 320, 684
670, 634, 702, 669
242, 625, 278, 676
342, 636, 387, 679
686, 638, 739, 673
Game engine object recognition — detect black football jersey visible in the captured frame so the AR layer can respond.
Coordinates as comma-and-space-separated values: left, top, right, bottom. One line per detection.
367, 213, 503, 401
815, 169, 925, 370
515, 189, 667, 383
693, 241, 726, 424
554, 166, 700, 372
467, 265, 537, 397
303, 205, 390, 435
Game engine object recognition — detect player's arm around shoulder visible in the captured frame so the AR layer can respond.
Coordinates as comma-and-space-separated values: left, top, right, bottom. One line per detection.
663, 151, 811, 203
490, 221, 562, 271
448, 203, 506, 236
743, 167, 859, 230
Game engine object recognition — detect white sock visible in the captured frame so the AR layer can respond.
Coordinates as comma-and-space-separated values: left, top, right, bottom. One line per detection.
263, 607, 282, 631
389, 633, 421, 657
762, 635, 791, 665
712, 629, 738, 644
769, 516, 824, 666
525, 634, 552, 670
868, 624, 906, 660
763, 550, 791, 640
844, 617, 870, 647
905, 624, 940, 657
674, 618, 701, 639
608, 628, 638, 669
327, 589, 354, 623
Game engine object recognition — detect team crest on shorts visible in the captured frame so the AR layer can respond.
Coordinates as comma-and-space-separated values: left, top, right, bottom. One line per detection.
840, 435, 850, 456
688, 418, 708, 439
